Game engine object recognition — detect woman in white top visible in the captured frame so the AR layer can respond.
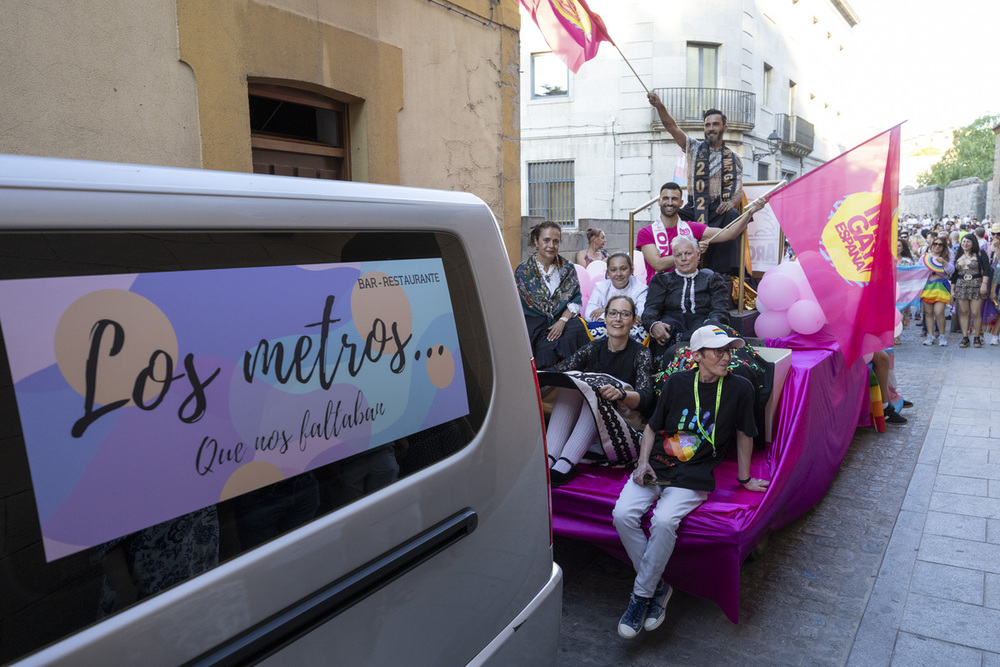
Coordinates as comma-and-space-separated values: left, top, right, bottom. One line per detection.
587, 253, 648, 321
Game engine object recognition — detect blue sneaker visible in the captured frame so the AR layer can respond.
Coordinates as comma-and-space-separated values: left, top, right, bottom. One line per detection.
644, 581, 673, 631
617, 594, 650, 639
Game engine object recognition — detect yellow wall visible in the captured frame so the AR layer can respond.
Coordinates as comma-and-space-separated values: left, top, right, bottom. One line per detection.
0, 1, 202, 167
176, 0, 522, 260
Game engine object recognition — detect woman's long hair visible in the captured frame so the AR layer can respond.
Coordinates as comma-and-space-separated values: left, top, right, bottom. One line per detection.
958, 232, 979, 258
898, 238, 914, 261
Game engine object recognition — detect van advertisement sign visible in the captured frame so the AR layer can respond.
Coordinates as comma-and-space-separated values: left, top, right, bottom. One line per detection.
0, 259, 469, 561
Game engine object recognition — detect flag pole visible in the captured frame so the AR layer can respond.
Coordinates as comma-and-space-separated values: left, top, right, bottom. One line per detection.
611, 43, 649, 95
719, 180, 786, 233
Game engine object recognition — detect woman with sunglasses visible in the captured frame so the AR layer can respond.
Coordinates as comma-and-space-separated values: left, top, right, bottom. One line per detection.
538, 295, 655, 486
921, 236, 952, 346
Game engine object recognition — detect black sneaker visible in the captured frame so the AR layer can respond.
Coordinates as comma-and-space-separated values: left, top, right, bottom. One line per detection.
617, 594, 650, 639
884, 404, 908, 426
901, 400, 913, 409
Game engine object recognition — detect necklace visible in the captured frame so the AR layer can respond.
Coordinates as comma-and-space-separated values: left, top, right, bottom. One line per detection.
693, 373, 723, 457
536, 256, 556, 279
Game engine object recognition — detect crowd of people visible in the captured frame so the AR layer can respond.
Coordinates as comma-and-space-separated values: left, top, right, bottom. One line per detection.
899, 214, 1000, 349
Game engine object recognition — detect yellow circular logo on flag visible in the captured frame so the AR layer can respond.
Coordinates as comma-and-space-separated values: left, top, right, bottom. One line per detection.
552, 0, 593, 39
820, 191, 883, 284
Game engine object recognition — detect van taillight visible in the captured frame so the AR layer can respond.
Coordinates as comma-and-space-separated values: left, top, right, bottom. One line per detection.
530, 357, 553, 546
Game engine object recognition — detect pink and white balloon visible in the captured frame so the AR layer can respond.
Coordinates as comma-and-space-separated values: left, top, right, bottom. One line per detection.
575, 264, 594, 306
754, 309, 792, 338
632, 250, 647, 283
754, 261, 828, 338
586, 260, 607, 281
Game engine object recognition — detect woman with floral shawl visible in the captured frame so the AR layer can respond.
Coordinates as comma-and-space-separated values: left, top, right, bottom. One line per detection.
515, 221, 588, 368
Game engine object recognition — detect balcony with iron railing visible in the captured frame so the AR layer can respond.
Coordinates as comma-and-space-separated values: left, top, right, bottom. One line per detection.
774, 113, 814, 157
652, 87, 756, 133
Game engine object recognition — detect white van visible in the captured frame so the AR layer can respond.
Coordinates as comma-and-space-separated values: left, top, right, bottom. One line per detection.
0, 155, 561, 666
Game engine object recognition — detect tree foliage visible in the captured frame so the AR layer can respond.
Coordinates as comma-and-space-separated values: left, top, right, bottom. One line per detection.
917, 114, 999, 187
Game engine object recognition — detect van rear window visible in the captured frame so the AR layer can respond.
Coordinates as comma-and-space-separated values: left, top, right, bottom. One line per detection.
0, 230, 492, 663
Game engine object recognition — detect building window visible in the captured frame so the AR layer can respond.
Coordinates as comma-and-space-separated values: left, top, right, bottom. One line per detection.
531, 53, 568, 98
528, 160, 574, 224
686, 43, 718, 89
757, 162, 770, 181
762, 63, 773, 107
249, 83, 350, 180
788, 80, 797, 116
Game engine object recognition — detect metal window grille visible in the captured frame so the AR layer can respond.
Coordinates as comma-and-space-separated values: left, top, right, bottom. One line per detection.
527, 161, 574, 225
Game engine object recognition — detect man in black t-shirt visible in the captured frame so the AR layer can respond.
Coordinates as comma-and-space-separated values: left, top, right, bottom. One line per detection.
611, 325, 770, 639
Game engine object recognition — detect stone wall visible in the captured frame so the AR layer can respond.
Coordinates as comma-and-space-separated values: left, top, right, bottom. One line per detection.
900, 180, 989, 220
520, 217, 633, 264
899, 185, 943, 218
942, 177, 987, 220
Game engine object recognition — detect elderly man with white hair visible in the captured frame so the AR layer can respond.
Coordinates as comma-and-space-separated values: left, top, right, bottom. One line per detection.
641, 234, 731, 361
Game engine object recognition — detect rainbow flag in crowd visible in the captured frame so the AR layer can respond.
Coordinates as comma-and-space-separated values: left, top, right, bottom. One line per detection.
896, 262, 931, 310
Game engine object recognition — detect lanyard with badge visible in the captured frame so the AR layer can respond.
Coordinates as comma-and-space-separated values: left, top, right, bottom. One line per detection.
694, 373, 723, 457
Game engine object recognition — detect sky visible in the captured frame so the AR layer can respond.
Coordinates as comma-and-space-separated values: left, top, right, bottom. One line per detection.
842, 0, 1000, 137
836, 0, 1000, 185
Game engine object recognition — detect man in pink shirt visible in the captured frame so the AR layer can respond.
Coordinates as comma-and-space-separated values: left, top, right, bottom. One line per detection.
637, 182, 764, 285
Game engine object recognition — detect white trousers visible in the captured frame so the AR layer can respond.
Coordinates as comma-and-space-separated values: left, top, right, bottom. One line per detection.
612, 479, 708, 597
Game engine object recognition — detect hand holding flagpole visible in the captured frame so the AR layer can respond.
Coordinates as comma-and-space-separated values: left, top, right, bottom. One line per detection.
720, 181, 787, 234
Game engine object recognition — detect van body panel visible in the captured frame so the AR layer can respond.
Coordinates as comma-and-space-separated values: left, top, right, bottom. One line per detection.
0, 155, 560, 666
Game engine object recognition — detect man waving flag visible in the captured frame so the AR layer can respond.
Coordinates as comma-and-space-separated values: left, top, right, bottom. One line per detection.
519, 0, 614, 72
767, 125, 902, 365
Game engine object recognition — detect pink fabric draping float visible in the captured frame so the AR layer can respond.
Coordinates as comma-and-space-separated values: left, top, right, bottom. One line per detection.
551, 344, 869, 623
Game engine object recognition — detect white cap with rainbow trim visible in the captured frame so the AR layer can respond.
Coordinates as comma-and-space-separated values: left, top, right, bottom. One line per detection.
689, 325, 746, 351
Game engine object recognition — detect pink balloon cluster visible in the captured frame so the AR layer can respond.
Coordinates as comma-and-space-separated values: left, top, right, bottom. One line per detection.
753, 261, 828, 338
575, 259, 608, 314
632, 250, 647, 283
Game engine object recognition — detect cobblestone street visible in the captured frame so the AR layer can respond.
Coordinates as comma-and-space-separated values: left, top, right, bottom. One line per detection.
555, 328, 953, 666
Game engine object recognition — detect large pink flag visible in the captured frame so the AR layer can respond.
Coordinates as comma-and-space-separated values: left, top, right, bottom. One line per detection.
769, 125, 902, 365
519, 0, 614, 73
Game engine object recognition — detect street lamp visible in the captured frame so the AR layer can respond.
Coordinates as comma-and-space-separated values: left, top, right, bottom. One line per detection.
752, 130, 783, 163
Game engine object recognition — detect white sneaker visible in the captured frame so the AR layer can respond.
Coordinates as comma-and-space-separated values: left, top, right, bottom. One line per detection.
991, 334, 999, 346
923, 336, 936, 346
938, 336, 948, 346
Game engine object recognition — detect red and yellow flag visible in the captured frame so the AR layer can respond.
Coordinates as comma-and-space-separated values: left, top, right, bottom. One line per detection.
768, 125, 902, 365
519, 0, 614, 73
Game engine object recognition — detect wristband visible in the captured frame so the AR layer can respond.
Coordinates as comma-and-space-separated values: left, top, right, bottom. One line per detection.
559, 316, 570, 322
737, 477, 751, 485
